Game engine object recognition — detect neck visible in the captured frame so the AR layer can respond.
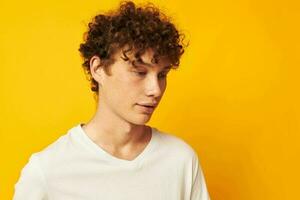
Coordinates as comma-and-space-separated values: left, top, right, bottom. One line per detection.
82, 100, 150, 151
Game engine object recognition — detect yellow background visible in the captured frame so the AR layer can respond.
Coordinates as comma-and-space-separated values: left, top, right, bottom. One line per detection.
0, 0, 298, 199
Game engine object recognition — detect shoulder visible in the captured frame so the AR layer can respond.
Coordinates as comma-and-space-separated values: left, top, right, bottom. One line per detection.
30, 125, 79, 166
13, 152, 48, 199
13, 126, 74, 200
36, 132, 70, 158
154, 128, 198, 161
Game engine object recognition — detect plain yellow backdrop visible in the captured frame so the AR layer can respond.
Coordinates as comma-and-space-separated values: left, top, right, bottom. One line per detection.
1, 0, 299, 199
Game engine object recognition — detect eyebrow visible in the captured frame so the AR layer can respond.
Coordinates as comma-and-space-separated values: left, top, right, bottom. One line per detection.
132, 59, 171, 70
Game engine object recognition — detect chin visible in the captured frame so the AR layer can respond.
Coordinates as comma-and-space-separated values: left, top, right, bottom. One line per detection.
130, 114, 152, 125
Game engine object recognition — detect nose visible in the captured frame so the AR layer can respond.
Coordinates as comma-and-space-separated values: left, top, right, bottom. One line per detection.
145, 75, 164, 98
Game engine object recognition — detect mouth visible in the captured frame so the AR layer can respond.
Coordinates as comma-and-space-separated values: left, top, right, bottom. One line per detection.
136, 104, 156, 113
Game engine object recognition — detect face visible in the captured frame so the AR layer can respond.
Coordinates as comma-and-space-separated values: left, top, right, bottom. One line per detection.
90, 48, 172, 125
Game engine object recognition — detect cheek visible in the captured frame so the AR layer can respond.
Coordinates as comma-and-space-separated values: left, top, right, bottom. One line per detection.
116, 74, 139, 91
117, 72, 143, 90
109, 75, 140, 103
163, 82, 167, 92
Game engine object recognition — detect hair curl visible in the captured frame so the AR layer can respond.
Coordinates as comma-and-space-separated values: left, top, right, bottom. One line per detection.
78, 0, 188, 96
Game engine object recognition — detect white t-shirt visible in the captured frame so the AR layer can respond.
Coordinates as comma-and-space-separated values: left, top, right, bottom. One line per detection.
13, 123, 210, 200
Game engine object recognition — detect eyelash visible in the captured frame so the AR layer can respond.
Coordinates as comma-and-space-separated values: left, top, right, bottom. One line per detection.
134, 71, 167, 79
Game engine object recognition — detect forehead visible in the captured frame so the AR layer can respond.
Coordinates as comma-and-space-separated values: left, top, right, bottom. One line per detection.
115, 47, 172, 69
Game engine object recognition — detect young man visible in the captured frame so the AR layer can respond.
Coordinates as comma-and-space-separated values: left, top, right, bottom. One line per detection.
13, 1, 210, 199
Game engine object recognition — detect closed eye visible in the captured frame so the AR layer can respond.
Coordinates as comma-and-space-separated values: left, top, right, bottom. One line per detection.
133, 71, 168, 79
134, 71, 147, 76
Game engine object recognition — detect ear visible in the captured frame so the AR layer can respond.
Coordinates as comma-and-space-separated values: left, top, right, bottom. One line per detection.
89, 55, 103, 86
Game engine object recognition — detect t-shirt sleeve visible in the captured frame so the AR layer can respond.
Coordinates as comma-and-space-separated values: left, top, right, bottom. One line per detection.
13, 153, 48, 200
191, 151, 211, 200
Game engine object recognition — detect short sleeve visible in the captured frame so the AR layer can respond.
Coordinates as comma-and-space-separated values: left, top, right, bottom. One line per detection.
13, 153, 48, 200
191, 152, 211, 200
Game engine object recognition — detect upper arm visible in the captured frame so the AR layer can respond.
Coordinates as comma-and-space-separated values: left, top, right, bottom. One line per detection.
190, 151, 211, 200
13, 153, 48, 200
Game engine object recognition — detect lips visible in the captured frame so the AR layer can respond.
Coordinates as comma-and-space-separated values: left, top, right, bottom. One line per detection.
136, 104, 156, 113
139, 104, 155, 108
137, 102, 158, 107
